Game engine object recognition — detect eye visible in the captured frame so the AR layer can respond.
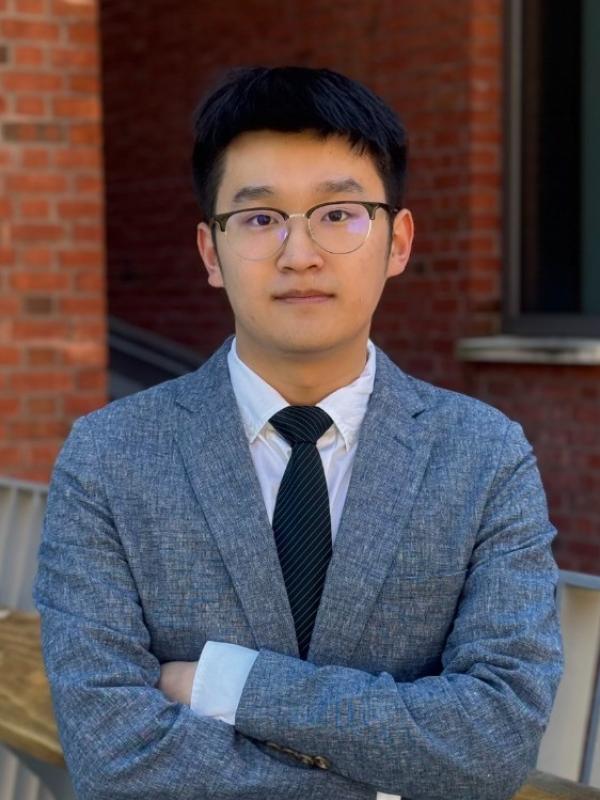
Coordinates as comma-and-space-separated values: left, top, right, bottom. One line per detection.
243, 212, 278, 227
317, 204, 363, 225
323, 208, 350, 223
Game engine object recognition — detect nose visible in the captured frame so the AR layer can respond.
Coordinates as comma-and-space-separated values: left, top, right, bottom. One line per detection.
276, 215, 324, 271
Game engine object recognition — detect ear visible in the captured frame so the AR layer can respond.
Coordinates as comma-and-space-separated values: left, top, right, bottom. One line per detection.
197, 222, 225, 288
386, 208, 414, 278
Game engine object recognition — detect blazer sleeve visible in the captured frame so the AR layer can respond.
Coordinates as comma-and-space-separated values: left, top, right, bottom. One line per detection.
33, 416, 375, 800
233, 421, 564, 800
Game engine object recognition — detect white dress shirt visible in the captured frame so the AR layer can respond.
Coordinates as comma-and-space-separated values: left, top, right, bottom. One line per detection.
190, 337, 400, 800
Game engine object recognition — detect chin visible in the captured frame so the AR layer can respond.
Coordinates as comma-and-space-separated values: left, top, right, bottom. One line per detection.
273, 332, 344, 355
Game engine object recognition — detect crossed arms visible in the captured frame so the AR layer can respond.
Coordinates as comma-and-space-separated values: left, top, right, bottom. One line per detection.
34, 414, 563, 800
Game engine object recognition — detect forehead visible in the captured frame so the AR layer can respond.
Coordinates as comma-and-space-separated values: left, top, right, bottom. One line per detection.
216, 130, 384, 208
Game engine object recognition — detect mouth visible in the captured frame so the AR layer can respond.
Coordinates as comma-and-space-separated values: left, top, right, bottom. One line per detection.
273, 290, 334, 304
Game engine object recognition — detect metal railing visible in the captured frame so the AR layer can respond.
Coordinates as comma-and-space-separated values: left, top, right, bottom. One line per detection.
538, 570, 600, 786
0, 477, 50, 800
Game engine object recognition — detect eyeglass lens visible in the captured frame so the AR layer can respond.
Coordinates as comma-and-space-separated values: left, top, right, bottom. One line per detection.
224, 203, 372, 259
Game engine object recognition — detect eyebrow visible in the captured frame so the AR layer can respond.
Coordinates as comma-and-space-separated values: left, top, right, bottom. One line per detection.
232, 185, 275, 204
231, 177, 366, 205
315, 178, 366, 195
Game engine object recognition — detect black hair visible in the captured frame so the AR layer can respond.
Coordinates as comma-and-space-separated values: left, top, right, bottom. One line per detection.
191, 66, 408, 220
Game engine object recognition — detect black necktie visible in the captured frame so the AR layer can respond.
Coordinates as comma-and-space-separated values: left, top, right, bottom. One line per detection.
269, 406, 334, 659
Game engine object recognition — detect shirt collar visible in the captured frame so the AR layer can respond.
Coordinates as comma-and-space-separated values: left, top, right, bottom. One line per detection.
227, 337, 376, 451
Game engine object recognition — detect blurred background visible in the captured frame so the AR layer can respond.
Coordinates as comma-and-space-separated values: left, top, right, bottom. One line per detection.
1, 0, 600, 796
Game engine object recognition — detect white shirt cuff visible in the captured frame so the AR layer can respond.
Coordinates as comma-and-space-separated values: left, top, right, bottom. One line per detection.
191, 642, 400, 798
190, 640, 258, 725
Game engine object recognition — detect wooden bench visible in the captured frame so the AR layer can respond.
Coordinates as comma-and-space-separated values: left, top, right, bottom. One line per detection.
1, 606, 598, 800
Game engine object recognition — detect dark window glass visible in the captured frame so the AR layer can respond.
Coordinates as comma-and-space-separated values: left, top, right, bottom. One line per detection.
514, 0, 600, 323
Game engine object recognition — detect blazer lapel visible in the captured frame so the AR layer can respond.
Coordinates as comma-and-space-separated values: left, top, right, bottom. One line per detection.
308, 347, 433, 666
174, 340, 298, 656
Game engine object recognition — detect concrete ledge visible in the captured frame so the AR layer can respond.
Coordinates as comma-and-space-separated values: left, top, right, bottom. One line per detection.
456, 336, 600, 365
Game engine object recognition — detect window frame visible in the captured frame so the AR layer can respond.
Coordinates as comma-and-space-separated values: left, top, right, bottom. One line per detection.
503, 0, 600, 337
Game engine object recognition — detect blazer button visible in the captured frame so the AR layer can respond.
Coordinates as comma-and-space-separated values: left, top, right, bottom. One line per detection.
313, 755, 330, 770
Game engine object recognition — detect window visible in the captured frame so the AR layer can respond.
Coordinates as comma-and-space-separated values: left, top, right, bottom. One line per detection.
505, 0, 600, 335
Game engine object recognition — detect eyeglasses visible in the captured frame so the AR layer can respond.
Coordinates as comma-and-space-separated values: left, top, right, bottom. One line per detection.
209, 200, 398, 260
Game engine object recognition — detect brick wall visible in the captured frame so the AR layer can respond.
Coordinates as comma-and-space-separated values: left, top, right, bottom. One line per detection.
0, 0, 106, 482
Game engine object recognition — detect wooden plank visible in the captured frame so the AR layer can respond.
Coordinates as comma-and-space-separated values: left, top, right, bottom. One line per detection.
515, 770, 600, 799
0, 607, 64, 767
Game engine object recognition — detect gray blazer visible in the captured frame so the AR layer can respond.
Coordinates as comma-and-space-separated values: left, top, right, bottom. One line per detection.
34, 338, 563, 800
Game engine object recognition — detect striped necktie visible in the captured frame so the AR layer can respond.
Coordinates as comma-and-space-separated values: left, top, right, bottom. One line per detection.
269, 405, 334, 660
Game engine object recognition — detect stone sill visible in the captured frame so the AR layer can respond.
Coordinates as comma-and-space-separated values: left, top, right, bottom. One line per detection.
456, 336, 600, 365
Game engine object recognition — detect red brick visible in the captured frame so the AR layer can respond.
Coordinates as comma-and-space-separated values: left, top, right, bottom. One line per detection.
15, 95, 46, 115
50, 47, 97, 69
19, 197, 50, 217
74, 174, 101, 193
588, 454, 600, 471
8, 420, 69, 440
14, 45, 44, 66
10, 371, 73, 392
71, 320, 104, 340
27, 346, 59, 367
25, 396, 58, 415
21, 147, 50, 167
0, 346, 21, 366
3, 72, 63, 92
59, 296, 105, 315
73, 224, 103, 241
0, 248, 16, 266
51, 0, 96, 16
15, 0, 47, 11
67, 21, 98, 45
11, 319, 70, 340
12, 223, 65, 242
64, 393, 105, 416
0, 397, 22, 416
62, 341, 105, 366
57, 199, 102, 218
2, 122, 66, 143
53, 95, 100, 120
0, 297, 20, 316
68, 74, 100, 93
22, 294, 55, 315
6, 173, 67, 193
54, 147, 100, 168
20, 247, 53, 267
76, 367, 105, 391
10, 272, 69, 291
58, 249, 103, 268
0, 446, 21, 468
27, 441, 62, 465
69, 123, 101, 144
1, 19, 60, 41
575, 407, 600, 426
73, 270, 104, 292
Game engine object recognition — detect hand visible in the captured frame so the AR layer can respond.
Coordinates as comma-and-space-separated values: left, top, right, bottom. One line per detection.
158, 660, 197, 705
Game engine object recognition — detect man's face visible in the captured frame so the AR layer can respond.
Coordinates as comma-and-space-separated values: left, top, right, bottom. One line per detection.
197, 130, 413, 363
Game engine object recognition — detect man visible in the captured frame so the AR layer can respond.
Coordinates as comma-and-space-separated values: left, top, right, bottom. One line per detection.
34, 66, 562, 800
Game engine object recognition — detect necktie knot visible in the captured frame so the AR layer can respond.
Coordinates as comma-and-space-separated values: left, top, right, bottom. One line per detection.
269, 406, 333, 446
